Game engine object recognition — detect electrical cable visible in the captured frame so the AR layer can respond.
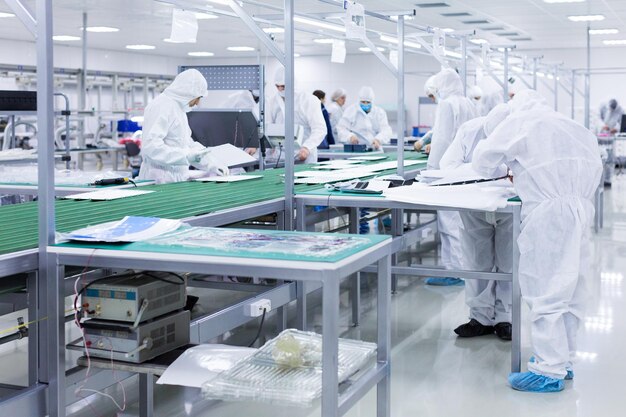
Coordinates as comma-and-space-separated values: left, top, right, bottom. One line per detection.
248, 308, 267, 347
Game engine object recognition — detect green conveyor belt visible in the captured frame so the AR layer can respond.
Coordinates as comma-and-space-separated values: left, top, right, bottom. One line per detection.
0, 152, 427, 256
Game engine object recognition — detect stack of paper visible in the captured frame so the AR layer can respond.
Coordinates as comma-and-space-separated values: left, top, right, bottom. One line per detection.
61, 216, 182, 243
64, 189, 154, 201
194, 175, 262, 183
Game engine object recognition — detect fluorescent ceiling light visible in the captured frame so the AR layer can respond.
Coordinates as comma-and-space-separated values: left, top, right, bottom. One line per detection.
126, 44, 155, 50
188, 51, 214, 57
206, 0, 231, 5
379, 34, 422, 49
604, 39, 626, 45
82, 26, 119, 33
163, 38, 184, 43
544, 0, 585, 3
53, 35, 81, 41
511, 66, 523, 73
313, 38, 335, 44
263, 27, 284, 34
294, 16, 346, 33
537, 72, 546, 78
568, 15, 605, 22
589, 29, 619, 35
442, 28, 455, 33
470, 38, 488, 44
359, 46, 385, 52
444, 50, 462, 59
195, 12, 218, 20
227, 46, 255, 51
0, 12, 15, 18
294, 53, 301, 57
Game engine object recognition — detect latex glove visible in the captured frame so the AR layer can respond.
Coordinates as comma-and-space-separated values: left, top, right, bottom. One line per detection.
424, 144, 431, 154
245, 147, 258, 156
414, 140, 423, 151
196, 153, 229, 176
350, 135, 359, 144
186, 148, 207, 164
372, 139, 381, 150
297, 147, 310, 162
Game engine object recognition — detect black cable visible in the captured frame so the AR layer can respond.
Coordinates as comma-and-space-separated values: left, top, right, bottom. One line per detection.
275, 145, 283, 169
128, 179, 137, 187
248, 308, 267, 347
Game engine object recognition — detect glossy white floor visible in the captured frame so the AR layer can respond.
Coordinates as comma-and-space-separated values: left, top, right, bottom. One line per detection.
2, 176, 625, 417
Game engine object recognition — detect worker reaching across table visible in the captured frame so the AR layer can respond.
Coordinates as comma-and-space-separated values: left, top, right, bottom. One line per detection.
138, 69, 228, 184
472, 89, 603, 393
425, 67, 479, 286
440, 103, 514, 341
336, 86, 392, 151
599, 99, 624, 134
414, 75, 437, 153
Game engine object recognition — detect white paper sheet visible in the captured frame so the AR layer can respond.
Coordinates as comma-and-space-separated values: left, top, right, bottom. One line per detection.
203, 143, 257, 168
383, 181, 516, 211
61, 216, 182, 243
64, 189, 154, 201
194, 175, 263, 183
348, 155, 388, 161
157, 344, 256, 388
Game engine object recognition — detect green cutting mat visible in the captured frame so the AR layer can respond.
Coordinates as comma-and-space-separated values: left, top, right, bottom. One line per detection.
0, 152, 426, 255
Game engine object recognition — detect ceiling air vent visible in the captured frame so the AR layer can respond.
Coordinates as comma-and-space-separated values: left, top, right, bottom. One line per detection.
416, 2, 450, 7
463, 19, 491, 24
441, 12, 471, 17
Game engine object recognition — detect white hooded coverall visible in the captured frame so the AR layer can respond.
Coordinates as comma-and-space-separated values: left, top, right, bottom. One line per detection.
428, 68, 479, 270
138, 69, 220, 184
440, 104, 513, 326
472, 90, 603, 379
336, 86, 392, 148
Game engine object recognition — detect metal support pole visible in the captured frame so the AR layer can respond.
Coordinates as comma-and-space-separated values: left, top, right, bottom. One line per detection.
112, 74, 119, 111
81, 13, 87, 111
571, 70, 576, 120
10, 115, 15, 148
584, 23, 591, 129
36, 3, 62, 417
554, 66, 559, 111
396, 16, 405, 177
511, 205, 522, 373
284, 0, 295, 230
143, 76, 149, 107
532, 57, 538, 90
503, 48, 509, 101
460, 36, 468, 96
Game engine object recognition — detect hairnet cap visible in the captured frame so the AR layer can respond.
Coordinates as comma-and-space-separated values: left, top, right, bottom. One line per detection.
509, 89, 548, 113
358, 86, 375, 102
483, 103, 511, 136
609, 99, 618, 109
331, 88, 347, 102
424, 75, 437, 97
164, 69, 208, 104
274, 67, 285, 85
431, 68, 463, 100
468, 85, 483, 99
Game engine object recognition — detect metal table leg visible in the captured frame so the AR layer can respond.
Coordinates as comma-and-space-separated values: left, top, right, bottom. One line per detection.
349, 207, 360, 326
511, 205, 522, 373
377, 255, 391, 417
321, 277, 340, 417
139, 373, 154, 417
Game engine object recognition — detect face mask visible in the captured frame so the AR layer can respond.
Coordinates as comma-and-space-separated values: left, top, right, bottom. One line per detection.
360, 103, 372, 113
278, 90, 285, 98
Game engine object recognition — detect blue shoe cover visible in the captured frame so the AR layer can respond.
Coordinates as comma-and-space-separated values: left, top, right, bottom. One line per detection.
508, 372, 564, 392
529, 356, 573, 380
424, 277, 464, 286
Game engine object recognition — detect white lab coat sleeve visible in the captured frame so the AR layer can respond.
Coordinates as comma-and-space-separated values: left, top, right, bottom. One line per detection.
472, 120, 519, 177
336, 108, 355, 144
439, 129, 466, 169
428, 101, 456, 169
142, 113, 192, 167
374, 109, 392, 144
301, 96, 327, 151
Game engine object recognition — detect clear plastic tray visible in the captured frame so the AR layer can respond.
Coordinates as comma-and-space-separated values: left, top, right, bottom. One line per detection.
201, 329, 377, 407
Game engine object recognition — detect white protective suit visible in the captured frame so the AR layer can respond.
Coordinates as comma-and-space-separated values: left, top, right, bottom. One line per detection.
221, 90, 259, 119
428, 68, 479, 270
440, 104, 513, 326
472, 89, 603, 379
599, 100, 624, 131
327, 88, 346, 139
336, 87, 392, 147
138, 69, 226, 184
477, 77, 504, 116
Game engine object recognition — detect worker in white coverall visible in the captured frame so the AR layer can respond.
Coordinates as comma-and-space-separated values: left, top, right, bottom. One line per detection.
336, 86, 392, 150
440, 103, 514, 340
472, 89, 603, 392
414, 75, 437, 153
258, 67, 326, 163
326, 88, 347, 139
425, 68, 479, 286
138, 69, 228, 184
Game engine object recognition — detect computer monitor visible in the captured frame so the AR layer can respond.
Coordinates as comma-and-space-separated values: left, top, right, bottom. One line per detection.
187, 109, 259, 149
620, 114, 626, 133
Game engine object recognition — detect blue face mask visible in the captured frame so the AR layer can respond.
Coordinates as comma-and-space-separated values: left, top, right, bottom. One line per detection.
360, 103, 372, 113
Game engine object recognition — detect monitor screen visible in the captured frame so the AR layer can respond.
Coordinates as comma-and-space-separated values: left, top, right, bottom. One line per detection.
187, 109, 259, 149
621, 114, 626, 133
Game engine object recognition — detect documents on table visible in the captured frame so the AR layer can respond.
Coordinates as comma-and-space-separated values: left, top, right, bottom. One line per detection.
61, 216, 182, 243
64, 189, 154, 201
205, 143, 258, 167
295, 160, 423, 184
348, 155, 388, 161
194, 175, 263, 183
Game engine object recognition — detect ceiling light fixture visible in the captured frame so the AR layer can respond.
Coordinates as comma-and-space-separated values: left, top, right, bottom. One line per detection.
263, 27, 284, 34
163, 38, 184, 43
125, 44, 155, 50
568, 15, 605, 22
444, 50, 462, 59
83, 26, 119, 33
294, 16, 346, 33
442, 28, 455, 33
359, 46, 385, 52
603, 39, 626, 45
470, 38, 488, 44
589, 29, 619, 35
544, 0, 585, 3
0, 12, 15, 18
227, 46, 255, 51
188, 52, 214, 57
195, 12, 218, 20
53, 35, 81, 41
379, 34, 422, 49
313, 38, 335, 44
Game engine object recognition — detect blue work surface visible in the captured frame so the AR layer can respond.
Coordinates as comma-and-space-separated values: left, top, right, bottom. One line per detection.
56, 226, 390, 263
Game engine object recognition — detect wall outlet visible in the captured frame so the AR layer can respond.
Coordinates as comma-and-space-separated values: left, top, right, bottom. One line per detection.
244, 299, 271, 317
